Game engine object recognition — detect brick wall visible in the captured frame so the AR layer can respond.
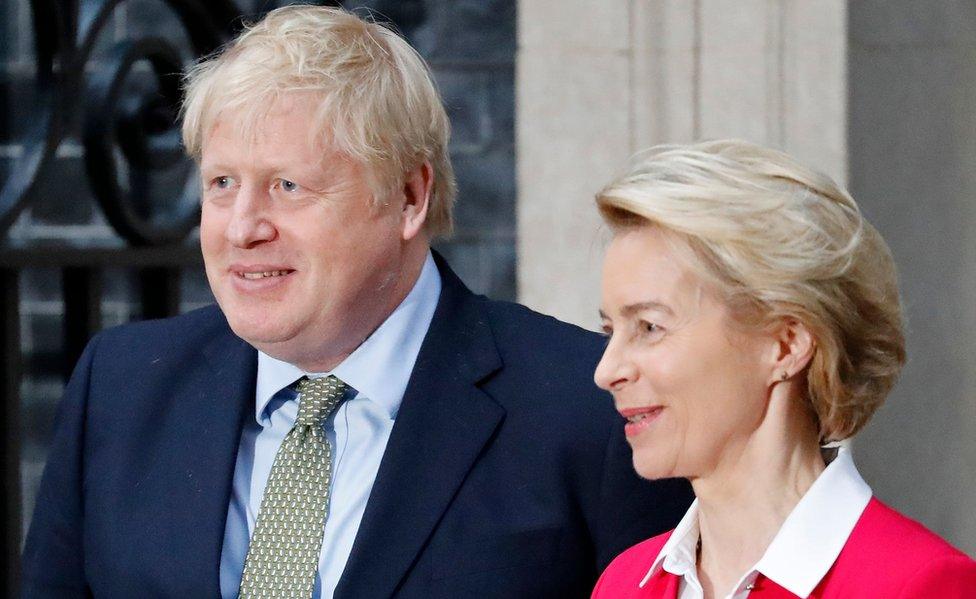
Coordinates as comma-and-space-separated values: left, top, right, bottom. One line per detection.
2, 0, 515, 536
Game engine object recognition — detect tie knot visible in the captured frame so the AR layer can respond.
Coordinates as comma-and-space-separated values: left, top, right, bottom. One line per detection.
295, 375, 347, 427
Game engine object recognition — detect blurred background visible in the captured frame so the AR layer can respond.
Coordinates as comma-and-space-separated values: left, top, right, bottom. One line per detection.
2, 0, 974, 592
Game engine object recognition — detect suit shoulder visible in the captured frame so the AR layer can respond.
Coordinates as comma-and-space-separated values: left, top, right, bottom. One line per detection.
471, 297, 614, 432
479, 296, 604, 359
87, 305, 235, 370
854, 499, 972, 560
95, 304, 227, 347
828, 498, 976, 594
896, 552, 976, 598
477, 297, 607, 401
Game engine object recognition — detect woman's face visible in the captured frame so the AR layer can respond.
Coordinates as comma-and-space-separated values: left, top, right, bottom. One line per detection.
596, 226, 775, 481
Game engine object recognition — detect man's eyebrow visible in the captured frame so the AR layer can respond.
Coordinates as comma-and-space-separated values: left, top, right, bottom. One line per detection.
198, 161, 229, 173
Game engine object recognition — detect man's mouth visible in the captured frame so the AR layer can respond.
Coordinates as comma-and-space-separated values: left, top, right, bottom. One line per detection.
238, 270, 293, 280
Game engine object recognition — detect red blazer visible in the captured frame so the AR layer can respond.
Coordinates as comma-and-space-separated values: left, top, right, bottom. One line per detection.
592, 498, 976, 598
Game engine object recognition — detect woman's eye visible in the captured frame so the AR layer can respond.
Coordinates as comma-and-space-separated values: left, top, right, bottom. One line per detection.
639, 321, 661, 336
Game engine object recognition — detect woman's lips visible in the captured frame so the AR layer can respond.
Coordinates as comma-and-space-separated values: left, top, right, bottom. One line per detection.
618, 406, 664, 438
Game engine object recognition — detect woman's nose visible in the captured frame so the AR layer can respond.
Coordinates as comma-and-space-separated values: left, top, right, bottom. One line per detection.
594, 337, 637, 391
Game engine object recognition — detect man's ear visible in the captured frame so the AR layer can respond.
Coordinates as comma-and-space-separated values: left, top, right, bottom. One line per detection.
400, 160, 433, 241
768, 317, 817, 385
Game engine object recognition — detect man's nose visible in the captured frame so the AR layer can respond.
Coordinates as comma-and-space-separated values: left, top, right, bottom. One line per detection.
226, 185, 277, 248
594, 336, 637, 392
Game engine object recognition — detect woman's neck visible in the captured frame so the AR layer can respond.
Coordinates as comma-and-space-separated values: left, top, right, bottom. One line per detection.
690, 394, 826, 598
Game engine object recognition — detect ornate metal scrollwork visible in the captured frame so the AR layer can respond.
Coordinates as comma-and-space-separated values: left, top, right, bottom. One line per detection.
0, 0, 72, 236
82, 36, 198, 244
1, 0, 243, 245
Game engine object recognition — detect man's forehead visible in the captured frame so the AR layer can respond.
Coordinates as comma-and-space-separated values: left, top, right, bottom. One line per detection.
201, 101, 340, 162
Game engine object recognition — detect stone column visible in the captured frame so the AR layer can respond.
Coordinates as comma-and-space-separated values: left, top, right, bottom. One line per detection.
517, 0, 847, 328
516, 1, 634, 330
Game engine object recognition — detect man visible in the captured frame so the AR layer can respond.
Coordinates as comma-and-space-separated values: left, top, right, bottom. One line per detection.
22, 6, 690, 598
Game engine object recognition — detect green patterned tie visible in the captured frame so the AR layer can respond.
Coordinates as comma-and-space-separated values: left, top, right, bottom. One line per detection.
238, 375, 347, 599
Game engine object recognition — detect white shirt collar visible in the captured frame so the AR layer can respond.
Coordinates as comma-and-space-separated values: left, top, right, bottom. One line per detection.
254, 251, 442, 424
643, 497, 702, 586
641, 447, 873, 598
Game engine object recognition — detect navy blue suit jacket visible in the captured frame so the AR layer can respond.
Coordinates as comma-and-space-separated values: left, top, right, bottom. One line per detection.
22, 255, 691, 598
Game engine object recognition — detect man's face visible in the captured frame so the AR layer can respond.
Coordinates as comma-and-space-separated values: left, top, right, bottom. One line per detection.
199, 93, 411, 370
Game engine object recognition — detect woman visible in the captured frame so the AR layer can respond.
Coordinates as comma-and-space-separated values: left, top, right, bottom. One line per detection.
591, 140, 976, 598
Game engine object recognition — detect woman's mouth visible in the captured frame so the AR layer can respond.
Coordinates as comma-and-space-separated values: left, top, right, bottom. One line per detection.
619, 406, 664, 437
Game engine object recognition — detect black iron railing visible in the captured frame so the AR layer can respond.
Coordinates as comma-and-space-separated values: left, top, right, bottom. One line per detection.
0, 245, 203, 583
1, 0, 297, 590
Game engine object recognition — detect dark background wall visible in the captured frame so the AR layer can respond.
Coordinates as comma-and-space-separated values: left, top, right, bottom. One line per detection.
1, 0, 515, 542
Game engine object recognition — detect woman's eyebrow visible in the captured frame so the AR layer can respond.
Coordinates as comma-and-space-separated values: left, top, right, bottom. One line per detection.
620, 300, 673, 318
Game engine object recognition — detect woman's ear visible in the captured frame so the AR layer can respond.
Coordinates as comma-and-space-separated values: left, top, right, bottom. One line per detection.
768, 317, 816, 385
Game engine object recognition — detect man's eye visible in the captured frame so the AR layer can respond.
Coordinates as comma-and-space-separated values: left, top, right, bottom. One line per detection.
278, 179, 299, 192
214, 176, 231, 189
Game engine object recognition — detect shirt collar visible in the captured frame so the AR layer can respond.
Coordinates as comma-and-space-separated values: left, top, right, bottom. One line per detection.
254, 251, 442, 424
641, 498, 702, 587
641, 447, 873, 597
753, 447, 872, 596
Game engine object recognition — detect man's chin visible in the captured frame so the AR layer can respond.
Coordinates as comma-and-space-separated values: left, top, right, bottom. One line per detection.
223, 316, 337, 368
223, 313, 297, 348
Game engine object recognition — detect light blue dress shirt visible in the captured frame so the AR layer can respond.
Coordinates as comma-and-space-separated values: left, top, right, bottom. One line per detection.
219, 253, 442, 599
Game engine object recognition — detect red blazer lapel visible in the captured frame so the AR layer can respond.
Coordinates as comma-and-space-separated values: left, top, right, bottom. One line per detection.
641, 568, 681, 598
749, 575, 801, 597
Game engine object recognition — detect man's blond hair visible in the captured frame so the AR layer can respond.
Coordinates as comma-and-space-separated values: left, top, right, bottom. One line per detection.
181, 5, 456, 237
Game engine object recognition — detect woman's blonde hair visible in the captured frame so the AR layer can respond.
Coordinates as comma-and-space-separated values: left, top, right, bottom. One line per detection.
181, 4, 456, 237
597, 139, 905, 441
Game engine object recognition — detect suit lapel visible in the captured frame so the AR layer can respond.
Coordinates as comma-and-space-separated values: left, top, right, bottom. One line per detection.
166, 314, 255, 594
335, 255, 504, 598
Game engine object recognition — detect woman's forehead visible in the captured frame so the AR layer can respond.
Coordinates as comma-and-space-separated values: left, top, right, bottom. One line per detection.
603, 229, 710, 313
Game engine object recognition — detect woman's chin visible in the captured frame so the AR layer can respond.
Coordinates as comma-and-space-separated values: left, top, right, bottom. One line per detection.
631, 454, 678, 481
